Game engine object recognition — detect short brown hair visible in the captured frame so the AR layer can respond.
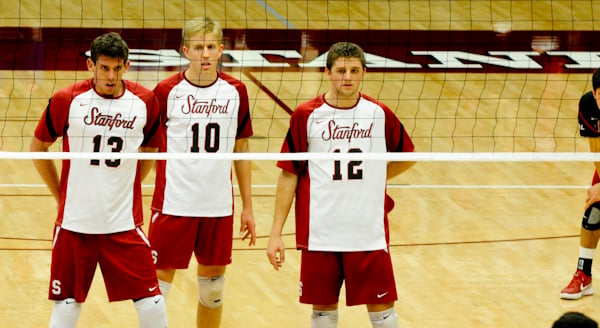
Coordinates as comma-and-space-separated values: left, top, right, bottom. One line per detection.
326, 42, 366, 70
90, 32, 129, 63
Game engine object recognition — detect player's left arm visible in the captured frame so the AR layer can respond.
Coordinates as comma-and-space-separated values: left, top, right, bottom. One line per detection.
386, 115, 416, 179
387, 160, 416, 180
233, 137, 256, 246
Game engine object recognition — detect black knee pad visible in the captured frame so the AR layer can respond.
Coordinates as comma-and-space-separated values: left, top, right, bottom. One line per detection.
582, 202, 600, 230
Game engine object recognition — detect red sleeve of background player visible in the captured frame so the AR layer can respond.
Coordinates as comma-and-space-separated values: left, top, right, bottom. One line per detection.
126, 80, 163, 148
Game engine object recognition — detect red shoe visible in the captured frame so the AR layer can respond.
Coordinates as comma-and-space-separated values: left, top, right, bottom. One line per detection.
560, 270, 593, 300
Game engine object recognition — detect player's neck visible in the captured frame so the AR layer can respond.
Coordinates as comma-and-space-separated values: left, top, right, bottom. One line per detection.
185, 69, 217, 87
94, 80, 125, 98
324, 91, 359, 108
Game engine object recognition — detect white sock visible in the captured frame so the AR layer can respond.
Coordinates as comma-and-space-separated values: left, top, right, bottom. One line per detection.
311, 309, 338, 328
49, 298, 81, 328
580, 246, 596, 259
369, 307, 399, 328
135, 295, 167, 328
158, 279, 171, 299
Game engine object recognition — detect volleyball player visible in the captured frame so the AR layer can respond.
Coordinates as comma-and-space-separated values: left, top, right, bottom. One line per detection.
266, 42, 415, 327
148, 17, 256, 328
29, 32, 167, 327
561, 68, 600, 300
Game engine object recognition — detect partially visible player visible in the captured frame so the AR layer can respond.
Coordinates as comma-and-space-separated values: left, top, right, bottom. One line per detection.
30, 32, 167, 327
149, 17, 256, 328
552, 311, 598, 328
561, 68, 600, 300
266, 42, 415, 327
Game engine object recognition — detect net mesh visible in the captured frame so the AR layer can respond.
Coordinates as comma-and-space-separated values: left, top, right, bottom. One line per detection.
1, 0, 598, 161
3, 3, 600, 327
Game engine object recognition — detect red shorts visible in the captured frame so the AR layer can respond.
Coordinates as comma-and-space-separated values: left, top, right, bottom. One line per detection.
49, 226, 160, 303
148, 212, 233, 269
299, 249, 398, 306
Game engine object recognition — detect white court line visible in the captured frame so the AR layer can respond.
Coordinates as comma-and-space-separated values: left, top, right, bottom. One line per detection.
0, 184, 590, 189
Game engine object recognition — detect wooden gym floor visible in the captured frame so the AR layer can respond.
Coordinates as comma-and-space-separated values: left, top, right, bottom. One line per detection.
2, 1, 600, 327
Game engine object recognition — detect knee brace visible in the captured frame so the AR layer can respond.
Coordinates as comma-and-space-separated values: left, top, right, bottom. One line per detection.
369, 307, 399, 328
49, 298, 81, 328
582, 203, 600, 230
198, 275, 225, 309
311, 309, 339, 328
135, 295, 167, 328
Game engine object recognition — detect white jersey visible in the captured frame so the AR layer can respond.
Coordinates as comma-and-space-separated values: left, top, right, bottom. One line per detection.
34, 79, 162, 234
277, 93, 414, 251
152, 71, 253, 217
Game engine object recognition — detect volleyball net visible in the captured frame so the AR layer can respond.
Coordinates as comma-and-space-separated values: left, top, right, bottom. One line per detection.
1, 1, 599, 164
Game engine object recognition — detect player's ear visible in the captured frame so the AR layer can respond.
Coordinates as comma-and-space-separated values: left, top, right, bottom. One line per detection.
123, 60, 130, 73
86, 57, 95, 72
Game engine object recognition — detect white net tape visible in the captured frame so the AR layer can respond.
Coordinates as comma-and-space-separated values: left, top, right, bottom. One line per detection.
3, 151, 600, 162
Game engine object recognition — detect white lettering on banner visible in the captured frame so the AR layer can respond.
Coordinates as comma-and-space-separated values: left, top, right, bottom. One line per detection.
411, 51, 544, 69
86, 49, 600, 70
548, 51, 600, 68
223, 50, 303, 67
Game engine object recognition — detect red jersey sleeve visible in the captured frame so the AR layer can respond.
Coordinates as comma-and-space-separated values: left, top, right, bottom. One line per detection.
276, 98, 322, 174
34, 79, 92, 142
126, 80, 163, 148
383, 104, 414, 153
219, 72, 253, 139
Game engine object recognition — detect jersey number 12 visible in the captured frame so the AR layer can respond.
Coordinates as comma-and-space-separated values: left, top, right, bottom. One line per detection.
332, 148, 363, 180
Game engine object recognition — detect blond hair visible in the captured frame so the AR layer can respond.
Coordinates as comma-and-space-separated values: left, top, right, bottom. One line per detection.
182, 17, 223, 47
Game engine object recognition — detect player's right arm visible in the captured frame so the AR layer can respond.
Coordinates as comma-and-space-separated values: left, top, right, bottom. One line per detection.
30, 137, 60, 203
266, 169, 298, 271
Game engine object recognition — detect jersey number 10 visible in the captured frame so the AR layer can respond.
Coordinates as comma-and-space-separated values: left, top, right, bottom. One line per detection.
191, 122, 220, 153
